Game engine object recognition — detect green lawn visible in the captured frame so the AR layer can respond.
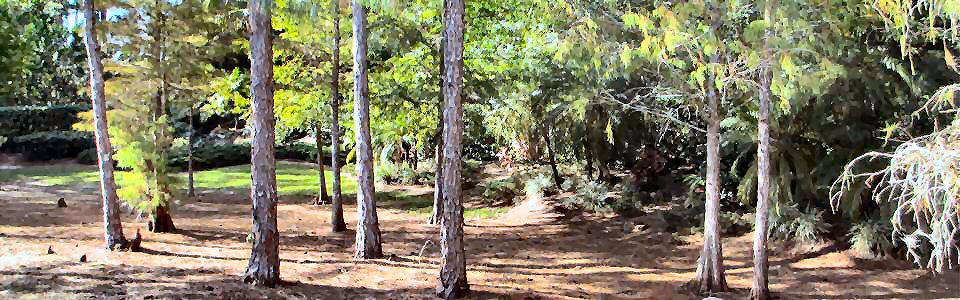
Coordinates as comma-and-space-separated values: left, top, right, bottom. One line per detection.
0, 161, 357, 196
1, 162, 503, 219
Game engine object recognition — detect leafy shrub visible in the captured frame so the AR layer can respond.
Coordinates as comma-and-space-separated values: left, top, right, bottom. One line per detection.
480, 177, 521, 204
849, 219, 894, 258
3, 131, 94, 161
769, 204, 830, 244
0, 104, 90, 137
563, 180, 612, 212
524, 173, 553, 200
76, 148, 98, 165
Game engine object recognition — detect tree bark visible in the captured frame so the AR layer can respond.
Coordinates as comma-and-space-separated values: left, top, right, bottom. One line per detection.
313, 127, 330, 205
430, 22, 447, 226
751, 3, 775, 298
329, 0, 347, 232
691, 47, 729, 294
188, 104, 195, 198
437, 0, 469, 298
151, 204, 176, 232
243, 0, 281, 287
82, 0, 127, 251
543, 124, 563, 191
352, 0, 383, 260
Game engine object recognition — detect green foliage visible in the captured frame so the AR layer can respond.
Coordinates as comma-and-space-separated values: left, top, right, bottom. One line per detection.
480, 177, 521, 205
524, 173, 553, 201
768, 204, 830, 244
0, 0, 86, 105
0, 104, 89, 137
562, 180, 611, 213
2, 131, 93, 161
849, 219, 895, 258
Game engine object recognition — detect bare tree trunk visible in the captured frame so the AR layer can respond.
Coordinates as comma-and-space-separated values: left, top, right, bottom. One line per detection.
437, 0, 468, 298
751, 3, 775, 298
430, 25, 446, 226
188, 104, 195, 198
691, 47, 729, 294
82, 0, 127, 251
243, 0, 280, 287
352, 0, 383, 259
313, 126, 330, 205
543, 124, 563, 191
430, 142, 444, 224
329, 0, 347, 232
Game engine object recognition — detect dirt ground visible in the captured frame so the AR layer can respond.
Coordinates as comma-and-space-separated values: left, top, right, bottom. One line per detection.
0, 164, 958, 299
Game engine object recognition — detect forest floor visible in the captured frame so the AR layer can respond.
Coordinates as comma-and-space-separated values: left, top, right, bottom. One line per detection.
0, 161, 958, 299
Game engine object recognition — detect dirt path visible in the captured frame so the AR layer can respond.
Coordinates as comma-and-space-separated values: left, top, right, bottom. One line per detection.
0, 169, 958, 299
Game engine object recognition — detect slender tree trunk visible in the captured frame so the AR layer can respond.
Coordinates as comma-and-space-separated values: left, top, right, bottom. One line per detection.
313, 127, 330, 205
584, 144, 594, 180
243, 0, 280, 287
751, 3, 775, 298
188, 104, 195, 198
352, 0, 383, 259
437, 0, 468, 298
82, 0, 127, 251
691, 48, 729, 294
430, 142, 444, 224
329, 0, 346, 232
430, 20, 447, 226
543, 124, 563, 191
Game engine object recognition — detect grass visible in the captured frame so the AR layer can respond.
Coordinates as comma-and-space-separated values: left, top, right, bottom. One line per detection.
1, 161, 504, 220
0, 161, 357, 196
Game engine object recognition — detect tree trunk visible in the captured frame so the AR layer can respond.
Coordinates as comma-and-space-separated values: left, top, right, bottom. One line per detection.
430, 142, 444, 225
352, 0, 383, 260
188, 104, 195, 198
691, 48, 729, 294
329, 0, 347, 232
751, 3, 775, 298
430, 17, 447, 226
150, 204, 176, 232
543, 124, 563, 191
243, 0, 280, 287
584, 144, 594, 180
437, 0, 469, 298
313, 127, 330, 205
82, 0, 127, 251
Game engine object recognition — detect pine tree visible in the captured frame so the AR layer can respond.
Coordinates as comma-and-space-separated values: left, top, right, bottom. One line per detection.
352, 0, 383, 259
82, 0, 127, 251
243, 0, 281, 286
329, 0, 347, 232
436, 0, 468, 297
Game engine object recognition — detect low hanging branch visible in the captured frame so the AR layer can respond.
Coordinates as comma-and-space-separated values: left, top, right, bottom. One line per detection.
830, 84, 960, 273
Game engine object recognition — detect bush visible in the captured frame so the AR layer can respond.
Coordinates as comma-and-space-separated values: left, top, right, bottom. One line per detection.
768, 204, 830, 244
849, 219, 894, 258
0, 104, 90, 137
168, 141, 340, 171
524, 173, 554, 200
480, 177, 521, 204
563, 180, 612, 212
3, 131, 94, 161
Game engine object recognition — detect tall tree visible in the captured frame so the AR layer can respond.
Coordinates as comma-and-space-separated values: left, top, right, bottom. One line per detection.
243, 0, 281, 287
352, 0, 383, 259
328, 0, 347, 232
751, 1, 776, 299
82, 0, 127, 251
437, 0, 468, 297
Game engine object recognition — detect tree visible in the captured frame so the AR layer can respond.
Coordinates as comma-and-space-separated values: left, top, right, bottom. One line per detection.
352, 0, 383, 260
329, 0, 347, 232
313, 125, 331, 205
243, 0, 281, 287
751, 1, 776, 299
430, 18, 446, 226
82, 0, 127, 251
437, 0, 468, 298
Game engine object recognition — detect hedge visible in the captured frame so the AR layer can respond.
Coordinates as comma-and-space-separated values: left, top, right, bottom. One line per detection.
3, 131, 95, 161
0, 104, 90, 137
168, 142, 342, 171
